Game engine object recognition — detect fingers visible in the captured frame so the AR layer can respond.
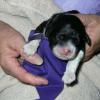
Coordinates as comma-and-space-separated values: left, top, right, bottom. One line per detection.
84, 52, 93, 62
2, 55, 48, 85
83, 43, 94, 62
10, 33, 43, 65
21, 52, 43, 65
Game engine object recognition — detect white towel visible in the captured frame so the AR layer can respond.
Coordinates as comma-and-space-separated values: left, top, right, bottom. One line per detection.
0, 0, 100, 100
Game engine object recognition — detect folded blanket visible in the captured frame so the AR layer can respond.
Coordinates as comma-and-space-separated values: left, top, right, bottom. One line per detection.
22, 30, 67, 100
3, 0, 61, 27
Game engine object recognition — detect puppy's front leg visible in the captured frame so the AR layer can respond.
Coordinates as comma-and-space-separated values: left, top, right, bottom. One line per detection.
62, 50, 84, 84
23, 39, 41, 56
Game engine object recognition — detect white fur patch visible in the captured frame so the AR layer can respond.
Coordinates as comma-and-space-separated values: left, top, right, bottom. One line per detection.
23, 39, 40, 56
62, 50, 84, 84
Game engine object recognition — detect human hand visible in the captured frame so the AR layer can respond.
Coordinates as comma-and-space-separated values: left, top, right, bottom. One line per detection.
75, 14, 100, 61
0, 21, 48, 85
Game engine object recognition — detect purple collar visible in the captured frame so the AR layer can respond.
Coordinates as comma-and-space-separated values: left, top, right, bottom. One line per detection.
22, 30, 67, 100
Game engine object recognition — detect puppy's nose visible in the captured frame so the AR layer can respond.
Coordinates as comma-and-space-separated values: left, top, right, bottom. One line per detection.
61, 48, 71, 55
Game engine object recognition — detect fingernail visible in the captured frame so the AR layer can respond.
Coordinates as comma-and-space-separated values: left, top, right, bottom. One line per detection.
43, 79, 48, 85
35, 77, 48, 85
35, 57, 43, 65
40, 79, 48, 85
33, 54, 43, 65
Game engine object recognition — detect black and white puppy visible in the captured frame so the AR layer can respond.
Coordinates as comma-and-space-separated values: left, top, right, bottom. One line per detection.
23, 11, 91, 84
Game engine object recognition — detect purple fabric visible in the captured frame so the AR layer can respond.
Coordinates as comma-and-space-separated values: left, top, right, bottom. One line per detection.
22, 30, 67, 100
54, 0, 100, 14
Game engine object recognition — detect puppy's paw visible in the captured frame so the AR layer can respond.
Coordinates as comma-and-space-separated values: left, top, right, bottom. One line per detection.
23, 40, 40, 56
62, 72, 76, 84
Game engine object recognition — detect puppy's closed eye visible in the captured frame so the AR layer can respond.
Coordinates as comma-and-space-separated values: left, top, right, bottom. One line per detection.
56, 34, 67, 41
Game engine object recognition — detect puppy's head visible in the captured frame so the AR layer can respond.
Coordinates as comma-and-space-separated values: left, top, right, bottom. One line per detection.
35, 12, 91, 60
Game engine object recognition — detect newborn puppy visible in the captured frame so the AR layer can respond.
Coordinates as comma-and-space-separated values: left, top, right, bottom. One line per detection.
23, 11, 91, 84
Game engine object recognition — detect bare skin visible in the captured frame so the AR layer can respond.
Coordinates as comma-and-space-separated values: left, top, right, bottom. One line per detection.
0, 21, 48, 85
76, 14, 100, 61
0, 14, 100, 86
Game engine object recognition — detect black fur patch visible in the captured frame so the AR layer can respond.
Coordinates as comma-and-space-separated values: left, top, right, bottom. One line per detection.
35, 11, 91, 51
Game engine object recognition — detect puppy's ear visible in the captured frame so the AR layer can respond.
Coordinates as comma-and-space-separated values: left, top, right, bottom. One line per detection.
84, 33, 91, 46
44, 13, 60, 37
63, 10, 80, 15
35, 20, 48, 33
35, 13, 59, 35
